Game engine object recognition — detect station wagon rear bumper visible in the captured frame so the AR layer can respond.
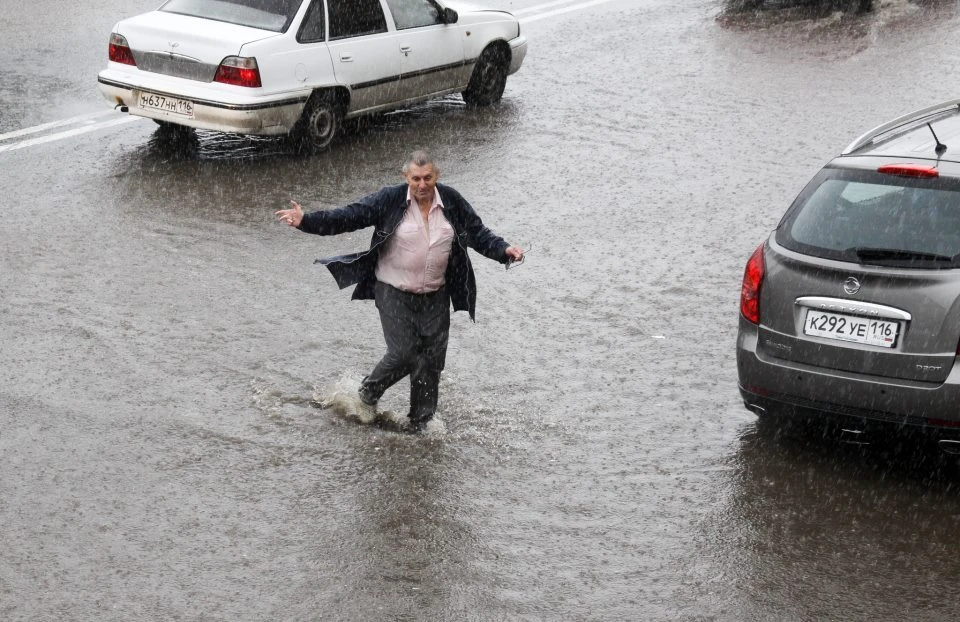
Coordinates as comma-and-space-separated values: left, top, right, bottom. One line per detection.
737, 317, 960, 431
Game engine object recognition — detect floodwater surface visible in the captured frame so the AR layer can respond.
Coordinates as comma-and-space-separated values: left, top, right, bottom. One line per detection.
3, 0, 960, 620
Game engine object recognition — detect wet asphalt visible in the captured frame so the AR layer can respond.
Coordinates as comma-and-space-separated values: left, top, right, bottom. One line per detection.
4, 0, 960, 620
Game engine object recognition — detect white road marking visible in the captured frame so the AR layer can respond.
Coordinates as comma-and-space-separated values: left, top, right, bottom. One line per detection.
513, 0, 588, 15
0, 116, 143, 153
518, 0, 621, 23
0, 0, 624, 154
0, 109, 114, 142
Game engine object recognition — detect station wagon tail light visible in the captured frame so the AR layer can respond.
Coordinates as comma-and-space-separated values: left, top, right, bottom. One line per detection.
877, 164, 939, 178
214, 57, 262, 88
108, 33, 136, 66
740, 242, 766, 325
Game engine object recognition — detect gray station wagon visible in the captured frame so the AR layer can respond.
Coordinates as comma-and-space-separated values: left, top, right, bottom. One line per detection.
737, 98, 960, 453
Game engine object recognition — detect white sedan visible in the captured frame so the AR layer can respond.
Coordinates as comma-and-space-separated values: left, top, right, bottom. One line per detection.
97, 0, 527, 152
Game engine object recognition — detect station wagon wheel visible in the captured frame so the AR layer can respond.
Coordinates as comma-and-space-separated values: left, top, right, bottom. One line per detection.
462, 46, 509, 106
289, 93, 341, 154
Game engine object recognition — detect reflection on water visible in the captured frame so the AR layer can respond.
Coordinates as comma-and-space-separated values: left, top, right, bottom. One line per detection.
723, 0, 874, 17
141, 95, 509, 163
717, 0, 955, 36
335, 438, 480, 619
744, 415, 958, 483
702, 418, 960, 620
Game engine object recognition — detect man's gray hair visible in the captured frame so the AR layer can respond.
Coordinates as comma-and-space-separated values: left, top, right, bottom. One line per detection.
402, 150, 439, 175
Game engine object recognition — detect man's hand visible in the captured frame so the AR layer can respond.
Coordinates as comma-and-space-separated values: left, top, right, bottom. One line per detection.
504, 246, 526, 270
275, 200, 304, 228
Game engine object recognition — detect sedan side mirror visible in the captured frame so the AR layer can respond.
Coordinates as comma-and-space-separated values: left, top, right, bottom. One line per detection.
443, 7, 458, 23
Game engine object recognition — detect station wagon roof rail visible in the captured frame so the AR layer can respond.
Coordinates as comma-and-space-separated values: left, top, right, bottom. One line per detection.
842, 98, 960, 155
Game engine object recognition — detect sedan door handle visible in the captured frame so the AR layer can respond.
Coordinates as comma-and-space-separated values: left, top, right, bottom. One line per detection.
400, 46, 412, 56
340, 53, 353, 62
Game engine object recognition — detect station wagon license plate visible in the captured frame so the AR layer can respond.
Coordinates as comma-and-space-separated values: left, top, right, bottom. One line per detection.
803, 309, 899, 348
138, 91, 194, 117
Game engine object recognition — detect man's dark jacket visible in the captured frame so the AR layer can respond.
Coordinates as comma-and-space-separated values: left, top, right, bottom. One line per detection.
298, 183, 510, 321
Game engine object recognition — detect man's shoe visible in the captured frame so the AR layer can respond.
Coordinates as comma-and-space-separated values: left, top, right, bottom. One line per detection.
406, 414, 435, 434
406, 419, 426, 434
354, 389, 377, 424
358, 384, 378, 405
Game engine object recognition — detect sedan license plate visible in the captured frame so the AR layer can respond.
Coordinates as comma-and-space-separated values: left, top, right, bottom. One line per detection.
803, 309, 899, 348
138, 91, 194, 118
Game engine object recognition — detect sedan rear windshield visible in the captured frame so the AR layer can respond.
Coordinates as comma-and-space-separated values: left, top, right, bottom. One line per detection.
776, 167, 960, 269
160, 0, 305, 32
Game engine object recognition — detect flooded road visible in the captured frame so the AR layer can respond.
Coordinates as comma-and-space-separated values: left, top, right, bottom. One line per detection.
4, 0, 960, 619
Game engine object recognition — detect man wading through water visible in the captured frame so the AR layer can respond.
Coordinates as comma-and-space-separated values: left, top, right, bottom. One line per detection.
276, 151, 524, 433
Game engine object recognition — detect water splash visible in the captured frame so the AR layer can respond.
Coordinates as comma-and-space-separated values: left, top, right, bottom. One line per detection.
312, 373, 447, 435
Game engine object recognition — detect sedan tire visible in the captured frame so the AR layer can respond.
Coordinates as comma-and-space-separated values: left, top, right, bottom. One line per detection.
152, 120, 197, 147
289, 93, 341, 154
463, 46, 509, 106
153, 119, 194, 135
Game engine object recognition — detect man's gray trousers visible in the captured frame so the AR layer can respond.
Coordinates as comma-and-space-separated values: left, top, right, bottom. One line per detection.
360, 281, 450, 424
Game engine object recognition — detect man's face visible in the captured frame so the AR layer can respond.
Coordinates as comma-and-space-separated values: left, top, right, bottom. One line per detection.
404, 163, 438, 204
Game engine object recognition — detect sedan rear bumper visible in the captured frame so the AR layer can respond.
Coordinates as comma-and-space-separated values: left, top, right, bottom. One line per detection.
97, 72, 308, 135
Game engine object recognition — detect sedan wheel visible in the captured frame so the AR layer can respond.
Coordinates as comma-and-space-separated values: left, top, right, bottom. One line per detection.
463, 46, 508, 106
290, 94, 341, 153
153, 120, 194, 136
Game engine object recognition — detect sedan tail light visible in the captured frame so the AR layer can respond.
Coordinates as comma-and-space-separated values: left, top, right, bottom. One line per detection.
108, 33, 136, 66
740, 242, 766, 324
214, 57, 262, 88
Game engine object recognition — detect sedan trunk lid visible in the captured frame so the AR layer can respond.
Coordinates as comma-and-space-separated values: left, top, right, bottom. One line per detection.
116, 11, 277, 82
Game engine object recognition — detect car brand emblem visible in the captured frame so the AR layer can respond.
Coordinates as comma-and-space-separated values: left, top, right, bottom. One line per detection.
168, 41, 180, 48
843, 276, 861, 295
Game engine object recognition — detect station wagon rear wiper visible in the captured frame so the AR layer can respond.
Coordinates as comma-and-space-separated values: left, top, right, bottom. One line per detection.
852, 247, 955, 264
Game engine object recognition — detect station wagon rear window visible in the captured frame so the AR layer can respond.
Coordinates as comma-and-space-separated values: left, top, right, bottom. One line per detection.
160, 0, 305, 32
776, 168, 960, 268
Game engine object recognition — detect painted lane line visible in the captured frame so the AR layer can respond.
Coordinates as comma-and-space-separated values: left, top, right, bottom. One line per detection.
513, 0, 584, 15
0, 116, 143, 154
519, 0, 622, 23
0, 109, 115, 142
